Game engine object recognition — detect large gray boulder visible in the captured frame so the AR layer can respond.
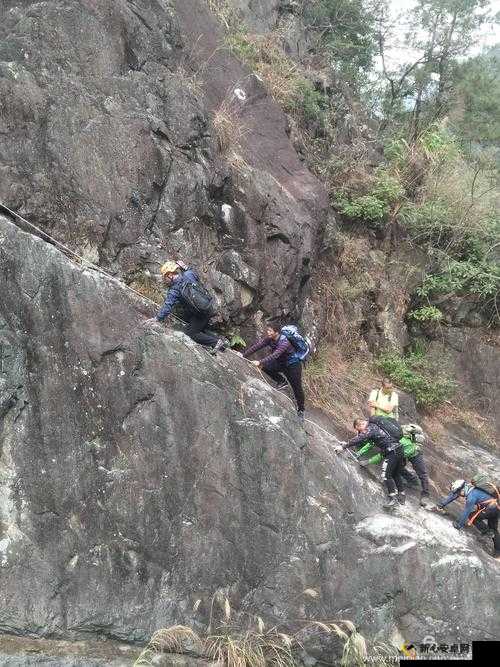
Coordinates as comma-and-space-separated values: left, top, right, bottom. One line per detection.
1, 215, 499, 662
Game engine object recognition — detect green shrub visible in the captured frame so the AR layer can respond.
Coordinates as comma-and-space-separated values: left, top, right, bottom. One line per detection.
408, 306, 443, 322
337, 193, 388, 223
399, 199, 454, 244
291, 79, 326, 125
226, 31, 259, 63
336, 171, 404, 224
419, 126, 458, 160
417, 260, 500, 300
377, 351, 455, 408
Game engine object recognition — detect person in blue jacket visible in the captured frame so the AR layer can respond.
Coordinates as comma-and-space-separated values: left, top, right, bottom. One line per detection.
438, 478, 500, 559
145, 261, 227, 353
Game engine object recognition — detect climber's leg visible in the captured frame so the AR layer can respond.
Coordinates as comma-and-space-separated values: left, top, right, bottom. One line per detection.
409, 453, 430, 496
382, 455, 397, 496
184, 313, 218, 347
262, 361, 287, 387
484, 507, 500, 556
401, 465, 419, 487
284, 362, 305, 413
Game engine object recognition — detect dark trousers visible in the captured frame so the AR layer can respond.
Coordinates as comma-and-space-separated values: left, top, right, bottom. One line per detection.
184, 313, 218, 347
401, 467, 419, 486
406, 453, 430, 495
382, 449, 405, 496
475, 506, 500, 556
263, 360, 305, 412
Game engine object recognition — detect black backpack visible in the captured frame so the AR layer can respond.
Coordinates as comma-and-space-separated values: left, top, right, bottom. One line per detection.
180, 280, 215, 315
369, 415, 403, 441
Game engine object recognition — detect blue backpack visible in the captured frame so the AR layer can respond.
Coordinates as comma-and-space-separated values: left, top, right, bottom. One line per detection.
281, 325, 311, 363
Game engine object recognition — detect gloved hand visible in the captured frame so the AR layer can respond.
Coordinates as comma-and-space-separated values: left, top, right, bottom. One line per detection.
334, 444, 344, 454
452, 521, 462, 530
358, 459, 370, 468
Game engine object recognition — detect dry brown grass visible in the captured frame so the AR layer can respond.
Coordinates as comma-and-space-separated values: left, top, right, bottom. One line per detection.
133, 617, 389, 667
226, 30, 317, 117
128, 273, 164, 306
206, 0, 241, 32
304, 346, 377, 430
212, 98, 248, 158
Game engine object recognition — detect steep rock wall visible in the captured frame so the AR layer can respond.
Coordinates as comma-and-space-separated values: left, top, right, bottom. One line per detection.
1, 215, 499, 661
0, 0, 327, 325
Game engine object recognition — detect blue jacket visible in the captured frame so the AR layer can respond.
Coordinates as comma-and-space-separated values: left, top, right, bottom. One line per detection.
156, 269, 200, 321
439, 487, 494, 528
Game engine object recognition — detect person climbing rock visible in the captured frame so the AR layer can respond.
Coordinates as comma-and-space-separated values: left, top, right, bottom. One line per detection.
368, 378, 399, 420
437, 476, 500, 559
354, 428, 431, 507
336, 416, 405, 508
145, 261, 227, 354
243, 321, 306, 420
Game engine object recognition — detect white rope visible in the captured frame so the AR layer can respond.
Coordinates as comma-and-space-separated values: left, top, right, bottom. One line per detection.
0, 201, 188, 326
1, 201, 344, 449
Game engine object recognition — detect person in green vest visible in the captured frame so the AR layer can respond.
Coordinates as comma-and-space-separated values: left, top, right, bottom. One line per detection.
354, 432, 431, 508
368, 378, 399, 420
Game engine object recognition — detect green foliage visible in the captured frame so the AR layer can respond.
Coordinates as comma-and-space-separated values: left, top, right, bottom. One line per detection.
336, 170, 404, 224
229, 333, 246, 349
417, 259, 500, 299
450, 45, 500, 152
377, 350, 456, 408
408, 306, 443, 322
372, 171, 405, 202
291, 79, 326, 124
225, 31, 259, 62
399, 199, 455, 244
419, 127, 459, 160
337, 194, 388, 223
376, 0, 492, 135
303, 0, 378, 83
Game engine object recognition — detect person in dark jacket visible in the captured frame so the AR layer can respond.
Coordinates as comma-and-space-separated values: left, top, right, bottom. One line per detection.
336, 416, 406, 508
355, 435, 431, 507
145, 261, 226, 353
437, 478, 500, 559
243, 321, 305, 420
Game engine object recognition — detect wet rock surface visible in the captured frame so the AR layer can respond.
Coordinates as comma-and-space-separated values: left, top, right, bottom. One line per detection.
1, 215, 499, 661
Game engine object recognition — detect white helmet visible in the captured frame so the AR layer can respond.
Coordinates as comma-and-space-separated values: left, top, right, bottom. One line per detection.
450, 479, 466, 494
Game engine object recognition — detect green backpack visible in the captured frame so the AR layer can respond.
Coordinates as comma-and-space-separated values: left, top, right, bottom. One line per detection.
401, 424, 426, 457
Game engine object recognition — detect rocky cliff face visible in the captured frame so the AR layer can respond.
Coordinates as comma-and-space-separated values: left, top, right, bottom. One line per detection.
1, 214, 499, 664
1, 1, 499, 664
0, 0, 327, 327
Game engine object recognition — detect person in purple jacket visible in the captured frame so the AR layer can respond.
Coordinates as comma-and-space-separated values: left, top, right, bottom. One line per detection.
243, 321, 305, 420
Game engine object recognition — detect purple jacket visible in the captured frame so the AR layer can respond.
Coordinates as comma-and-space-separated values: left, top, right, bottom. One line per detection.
243, 335, 297, 367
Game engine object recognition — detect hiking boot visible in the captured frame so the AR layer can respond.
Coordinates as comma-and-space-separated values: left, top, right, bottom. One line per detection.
383, 496, 397, 509
210, 338, 228, 355
397, 493, 406, 505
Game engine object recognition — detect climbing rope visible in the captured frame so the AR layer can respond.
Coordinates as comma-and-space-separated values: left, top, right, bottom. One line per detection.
0, 201, 188, 327
1, 201, 343, 449
250, 363, 342, 446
